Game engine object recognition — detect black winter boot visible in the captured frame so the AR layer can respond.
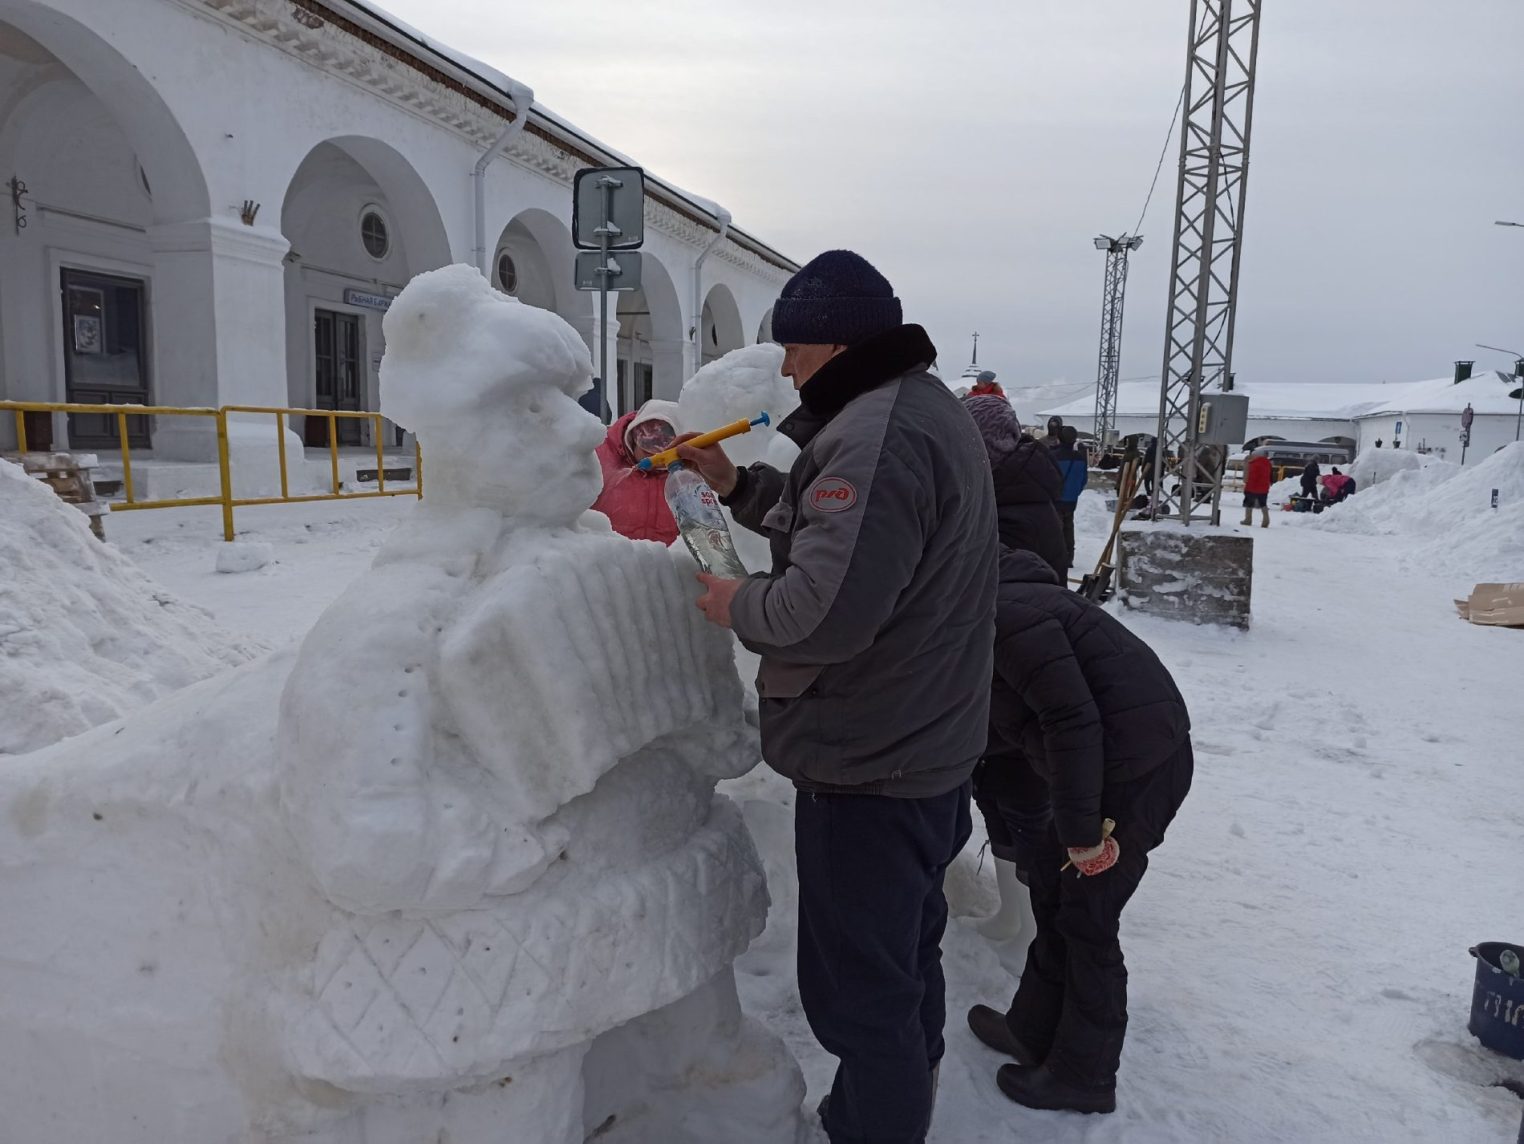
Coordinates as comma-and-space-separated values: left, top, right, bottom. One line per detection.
966, 1005, 1043, 1066
996, 1063, 1116, 1114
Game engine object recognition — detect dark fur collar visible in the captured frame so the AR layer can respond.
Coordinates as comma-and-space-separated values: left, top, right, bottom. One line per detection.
796, 324, 937, 419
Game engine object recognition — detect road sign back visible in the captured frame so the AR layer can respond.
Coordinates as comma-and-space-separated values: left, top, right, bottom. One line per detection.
574, 251, 643, 292
573, 166, 644, 250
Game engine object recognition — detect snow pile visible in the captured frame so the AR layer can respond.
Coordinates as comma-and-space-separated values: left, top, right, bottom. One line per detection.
1316, 442, 1524, 581
0, 266, 806, 1144
1348, 446, 1444, 489
0, 459, 260, 755
214, 540, 274, 574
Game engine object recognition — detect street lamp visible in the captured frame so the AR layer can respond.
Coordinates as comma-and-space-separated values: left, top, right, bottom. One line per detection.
1475, 343, 1524, 443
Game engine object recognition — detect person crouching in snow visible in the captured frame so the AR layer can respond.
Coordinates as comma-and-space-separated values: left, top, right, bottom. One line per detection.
965, 546, 1193, 1116
591, 399, 683, 544
1242, 448, 1273, 527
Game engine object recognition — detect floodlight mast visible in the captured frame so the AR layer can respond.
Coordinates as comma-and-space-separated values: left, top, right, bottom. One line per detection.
1092, 234, 1144, 447
1151, 0, 1265, 521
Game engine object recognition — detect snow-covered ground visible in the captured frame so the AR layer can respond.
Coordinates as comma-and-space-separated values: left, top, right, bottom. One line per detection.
20, 460, 1524, 1141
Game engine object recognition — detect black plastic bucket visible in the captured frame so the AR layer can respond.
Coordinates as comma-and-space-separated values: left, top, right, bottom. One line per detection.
1468, 942, 1524, 1060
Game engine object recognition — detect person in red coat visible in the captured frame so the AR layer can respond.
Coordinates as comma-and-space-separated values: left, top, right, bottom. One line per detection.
1241, 449, 1273, 527
969, 369, 1006, 398
591, 399, 684, 544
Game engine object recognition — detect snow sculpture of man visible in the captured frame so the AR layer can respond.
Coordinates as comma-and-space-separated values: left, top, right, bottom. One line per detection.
271, 265, 804, 1141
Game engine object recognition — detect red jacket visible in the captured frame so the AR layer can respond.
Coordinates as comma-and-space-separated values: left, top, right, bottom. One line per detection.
591, 411, 679, 544
1244, 454, 1273, 495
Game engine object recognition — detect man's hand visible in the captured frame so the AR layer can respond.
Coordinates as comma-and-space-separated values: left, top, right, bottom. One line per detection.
695, 572, 744, 629
674, 433, 739, 497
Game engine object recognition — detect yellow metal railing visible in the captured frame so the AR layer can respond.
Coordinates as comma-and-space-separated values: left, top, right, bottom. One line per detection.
2, 400, 421, 541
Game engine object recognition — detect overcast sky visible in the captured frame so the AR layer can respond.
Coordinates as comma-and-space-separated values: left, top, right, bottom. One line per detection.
381, 0, 1522, 388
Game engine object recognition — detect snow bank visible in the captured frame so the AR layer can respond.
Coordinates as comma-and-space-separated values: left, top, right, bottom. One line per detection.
1316, 442, 1524, 582
1348, 446, 1443, 489
0, 459, 260, 755
214, 540, 274, 574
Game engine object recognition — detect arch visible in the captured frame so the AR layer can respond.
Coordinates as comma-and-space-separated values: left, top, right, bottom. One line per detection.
279, 137, 451, 445
615, 250, 684, 408
0, 3, 209, 223
757, 306, 774, 345
492, 207, 591, 337
700, 282, 745, 365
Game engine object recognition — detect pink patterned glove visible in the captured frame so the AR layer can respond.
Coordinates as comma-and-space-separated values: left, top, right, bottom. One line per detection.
1066, 836, 1120, 876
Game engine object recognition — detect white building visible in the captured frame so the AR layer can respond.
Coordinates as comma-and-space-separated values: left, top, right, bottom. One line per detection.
0, 0, 796, 475
1034, 369, 1523, 464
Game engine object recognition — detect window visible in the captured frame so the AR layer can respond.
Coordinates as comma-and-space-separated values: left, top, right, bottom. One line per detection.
360, 209, 390, 260
497, 251, 518, 294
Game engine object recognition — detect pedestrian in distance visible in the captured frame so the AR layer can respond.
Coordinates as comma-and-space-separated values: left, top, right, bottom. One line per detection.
969, 369, 1005, 398
960, 393, 1070, 959
1242, 448, 1273, 528
590, 399, 684, 544
967, 546, 1194, 1117
1299, 458, 1321, 504
1053, 425, 1089, 566
961, 395, 1068, 581
1043, 415, 1065, 449
677, 249, 998, 1144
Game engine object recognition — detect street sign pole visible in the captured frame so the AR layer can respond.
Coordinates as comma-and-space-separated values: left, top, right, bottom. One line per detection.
597, 174, 621, 419
573, 166, 644, 423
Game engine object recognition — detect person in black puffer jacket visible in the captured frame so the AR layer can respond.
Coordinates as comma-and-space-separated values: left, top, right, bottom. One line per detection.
966, 546, 1194, 1117
960, 395, 1068, 951
961, 395, 1068, 579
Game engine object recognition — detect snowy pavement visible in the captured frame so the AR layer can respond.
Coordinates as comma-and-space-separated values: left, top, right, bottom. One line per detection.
101, 489, 1524, 1141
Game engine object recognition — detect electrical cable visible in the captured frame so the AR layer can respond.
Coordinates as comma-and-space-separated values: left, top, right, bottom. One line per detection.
1130, 83, 1187, 237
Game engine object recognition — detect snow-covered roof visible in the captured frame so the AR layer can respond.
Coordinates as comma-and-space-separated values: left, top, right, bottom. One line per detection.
1035, 370, 1521, 422
335, 1, 795, 273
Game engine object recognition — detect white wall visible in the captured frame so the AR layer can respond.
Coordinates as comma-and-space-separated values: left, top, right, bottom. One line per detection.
0, 0, 794, 459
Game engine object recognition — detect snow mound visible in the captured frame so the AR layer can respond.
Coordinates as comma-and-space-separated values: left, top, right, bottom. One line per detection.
0, 459, 261, 755
1348, 447, 1444, 489
1316, 442, 1524, 582
214, 540, 274, 574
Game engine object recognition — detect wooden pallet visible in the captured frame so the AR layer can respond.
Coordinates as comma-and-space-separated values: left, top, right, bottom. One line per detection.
3, 451, 108, 539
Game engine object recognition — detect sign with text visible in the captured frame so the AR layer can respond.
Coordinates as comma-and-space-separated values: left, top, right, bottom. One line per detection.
344, 288, 394, 312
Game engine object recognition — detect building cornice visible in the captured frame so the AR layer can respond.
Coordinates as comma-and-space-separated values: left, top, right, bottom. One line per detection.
190, 0, 794, 284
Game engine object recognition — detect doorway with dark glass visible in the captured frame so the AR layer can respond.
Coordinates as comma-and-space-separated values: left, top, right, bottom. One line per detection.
307, 308, 363, 447
60, 268, 150, 450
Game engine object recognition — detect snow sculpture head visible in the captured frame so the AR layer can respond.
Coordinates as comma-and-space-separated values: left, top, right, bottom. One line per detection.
380, 264, 603, 523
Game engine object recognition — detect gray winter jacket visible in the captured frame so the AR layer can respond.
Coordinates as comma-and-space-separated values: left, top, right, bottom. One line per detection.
724, 325, 998, 797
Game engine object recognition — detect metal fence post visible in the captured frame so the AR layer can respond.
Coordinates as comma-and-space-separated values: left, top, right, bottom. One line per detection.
215, 410, 235, 542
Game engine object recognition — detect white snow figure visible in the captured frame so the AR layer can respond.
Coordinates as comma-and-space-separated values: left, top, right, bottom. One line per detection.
0, 266, 806, 1144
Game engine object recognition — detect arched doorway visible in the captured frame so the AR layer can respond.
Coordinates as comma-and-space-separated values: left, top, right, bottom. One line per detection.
615, 251, 684, 409
280, 137, 449, 449
757, 307, 775, 345
700, 283, 745, 366
491, 208, 592, 346
0, 4, 211, 453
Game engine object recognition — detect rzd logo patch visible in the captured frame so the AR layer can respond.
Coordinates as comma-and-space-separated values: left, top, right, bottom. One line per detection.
809, 476, 858, 513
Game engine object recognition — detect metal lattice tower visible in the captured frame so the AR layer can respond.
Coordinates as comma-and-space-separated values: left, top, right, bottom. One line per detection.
1151, 0, 1264, 520
1092, 235, 1143, 447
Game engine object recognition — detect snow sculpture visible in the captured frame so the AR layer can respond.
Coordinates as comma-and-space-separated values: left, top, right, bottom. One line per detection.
677, 342, 800, 575
0, 266, 806, 1143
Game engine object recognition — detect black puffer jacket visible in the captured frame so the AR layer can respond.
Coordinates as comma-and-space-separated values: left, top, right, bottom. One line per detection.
991, 439, 1067, 578
987, 547, 1191, 847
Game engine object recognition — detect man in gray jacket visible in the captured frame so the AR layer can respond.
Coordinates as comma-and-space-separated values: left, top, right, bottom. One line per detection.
680, 250, 998, 1144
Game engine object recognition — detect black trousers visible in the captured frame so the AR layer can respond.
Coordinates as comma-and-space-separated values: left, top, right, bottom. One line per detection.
797, 781, 973, 1144
1057, 502, 1077, 570
1004, 741, 1193, 1088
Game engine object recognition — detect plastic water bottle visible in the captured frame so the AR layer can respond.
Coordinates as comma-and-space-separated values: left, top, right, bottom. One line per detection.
664, 463, 748, 579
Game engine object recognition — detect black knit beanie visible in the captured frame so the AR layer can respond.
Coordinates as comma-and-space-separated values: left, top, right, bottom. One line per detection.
770, 250, 903, 346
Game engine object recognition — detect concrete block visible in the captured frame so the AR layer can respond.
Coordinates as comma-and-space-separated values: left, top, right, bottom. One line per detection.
1117, 526, 1253, 629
